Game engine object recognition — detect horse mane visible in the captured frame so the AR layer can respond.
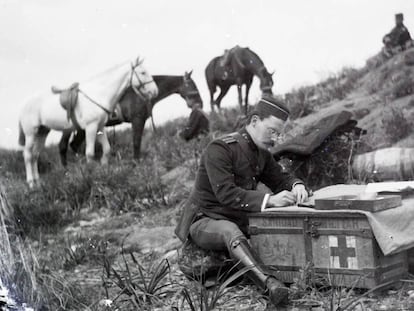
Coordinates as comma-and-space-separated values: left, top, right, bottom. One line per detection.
152, 75, 184, 101
245, 48, 263, 63
152, 75, 183, 86
82, 60, 131, 82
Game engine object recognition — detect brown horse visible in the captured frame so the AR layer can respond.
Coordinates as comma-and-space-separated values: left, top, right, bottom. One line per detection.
205, 46, 274, 115
59, 71, 202, 165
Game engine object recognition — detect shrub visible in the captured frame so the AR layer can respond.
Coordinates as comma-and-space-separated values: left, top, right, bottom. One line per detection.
103, 252, 174, 310
391, 74, 414, 98
285, 86, 317, 119
285, 67, 365, 120
285, 128, 363, 190
6, 182, 75, 237
209, 107, 244, 133
60, 234, 110, 270
381, 106, 412, 142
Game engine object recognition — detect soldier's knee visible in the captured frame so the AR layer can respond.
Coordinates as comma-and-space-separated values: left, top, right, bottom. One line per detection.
216, 220, 245, 249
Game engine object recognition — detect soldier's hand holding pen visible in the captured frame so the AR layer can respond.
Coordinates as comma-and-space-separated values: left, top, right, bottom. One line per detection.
267, 190, 297, 207
266, 184, 309, 207
291, 184, 308, 204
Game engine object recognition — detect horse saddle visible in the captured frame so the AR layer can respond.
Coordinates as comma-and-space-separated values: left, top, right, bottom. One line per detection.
51, 82, 80, 127
218, 46, 243, 80
217, 56, 233, 81
107, 103, 124, 123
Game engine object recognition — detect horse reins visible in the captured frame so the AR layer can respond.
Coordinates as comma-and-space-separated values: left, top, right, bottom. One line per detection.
78, 89, 112, 115
77, 62, 155, 119
129, 62, 155, 101
129, 62, 158, 133
181, 78, 201, 102
257, 66, 273, 92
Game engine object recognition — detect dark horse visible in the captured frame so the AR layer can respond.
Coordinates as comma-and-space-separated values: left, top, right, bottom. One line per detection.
205, 46, 274, 115
59, 71, 202, 165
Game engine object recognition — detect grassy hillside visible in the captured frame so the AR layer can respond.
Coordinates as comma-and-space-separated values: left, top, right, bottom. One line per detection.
1, 48, 414, 310
285, 48, 414, 150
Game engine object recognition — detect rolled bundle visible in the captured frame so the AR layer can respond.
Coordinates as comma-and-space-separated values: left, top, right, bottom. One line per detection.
352, 147, 414, 181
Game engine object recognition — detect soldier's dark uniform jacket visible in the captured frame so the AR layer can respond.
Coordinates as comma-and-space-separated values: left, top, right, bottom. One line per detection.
180, 108, 210, 141
384, 24, 412, 49
175, 128, 303, 242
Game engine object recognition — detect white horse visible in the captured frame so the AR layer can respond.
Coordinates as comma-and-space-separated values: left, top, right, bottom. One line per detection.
18, 57, 158, 187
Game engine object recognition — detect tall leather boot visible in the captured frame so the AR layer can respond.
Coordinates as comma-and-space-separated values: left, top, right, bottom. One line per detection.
229, 238, 289, 306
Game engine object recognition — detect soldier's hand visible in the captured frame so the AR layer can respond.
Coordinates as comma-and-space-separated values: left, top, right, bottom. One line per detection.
267, 190, 296, 207
292, 184, 308, 204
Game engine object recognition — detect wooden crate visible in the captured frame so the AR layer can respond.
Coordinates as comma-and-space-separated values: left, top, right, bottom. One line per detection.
248, 211, 407, 289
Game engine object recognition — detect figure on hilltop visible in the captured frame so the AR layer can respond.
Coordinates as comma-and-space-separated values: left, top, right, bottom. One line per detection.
383, 13, 413, 58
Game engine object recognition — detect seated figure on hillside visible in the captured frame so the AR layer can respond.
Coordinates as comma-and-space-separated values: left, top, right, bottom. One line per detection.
383, 13, 413, 58
179, 101, 210, 141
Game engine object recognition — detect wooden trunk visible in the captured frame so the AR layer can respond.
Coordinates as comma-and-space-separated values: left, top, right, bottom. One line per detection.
248, 211, 408, 289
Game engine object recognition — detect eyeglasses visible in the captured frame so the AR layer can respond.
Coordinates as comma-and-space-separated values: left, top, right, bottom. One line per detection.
267, 128, 286, 142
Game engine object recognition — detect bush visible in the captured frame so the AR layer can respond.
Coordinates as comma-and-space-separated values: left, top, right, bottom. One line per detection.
285, 86, 317, 119
285, 128, 363, 190
6, 183, 75, 237
391, 74, 414, 98
285, 67, 365, 120
381, 106, 412, 142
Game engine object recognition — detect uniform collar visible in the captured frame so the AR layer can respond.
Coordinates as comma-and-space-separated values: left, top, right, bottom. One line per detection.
239, 128, 258, 152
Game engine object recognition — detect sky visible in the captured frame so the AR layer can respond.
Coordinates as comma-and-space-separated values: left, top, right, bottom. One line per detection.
1, 0, 414, 149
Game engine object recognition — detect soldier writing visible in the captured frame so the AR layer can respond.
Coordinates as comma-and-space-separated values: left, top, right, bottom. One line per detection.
175, 95, 309, 307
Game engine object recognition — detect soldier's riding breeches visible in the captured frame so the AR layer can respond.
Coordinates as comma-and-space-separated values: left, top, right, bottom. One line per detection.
189, 217, 246, 252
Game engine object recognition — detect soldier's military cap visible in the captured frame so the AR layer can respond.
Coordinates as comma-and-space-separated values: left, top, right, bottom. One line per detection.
257, 94, 290, 121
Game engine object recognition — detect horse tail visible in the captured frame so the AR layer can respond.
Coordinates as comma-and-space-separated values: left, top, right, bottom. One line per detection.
18, 121, 25, 147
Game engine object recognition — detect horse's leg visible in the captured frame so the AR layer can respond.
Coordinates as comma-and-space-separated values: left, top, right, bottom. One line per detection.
208, 86, 216, 113
96, 129, 110, 165
244, 80, 253, 115
32, 129, 49, 184
215, 85, 231, 113
84, 124, 98, 163
23, 134, 36, 187
131, 116, 146, 159
237, 85, 243, 112
70, 130, 86, 154
59, 130, 72, 167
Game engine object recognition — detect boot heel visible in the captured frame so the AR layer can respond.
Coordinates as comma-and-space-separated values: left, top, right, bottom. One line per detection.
266, 277, 289, 306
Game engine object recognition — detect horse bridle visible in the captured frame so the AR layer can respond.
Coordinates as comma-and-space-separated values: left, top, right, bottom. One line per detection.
129, 61, 159, 133
129, 61, 155, 101
258, 66, 273, 92
77, 61, 156, 116
181, 77, 201, 102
